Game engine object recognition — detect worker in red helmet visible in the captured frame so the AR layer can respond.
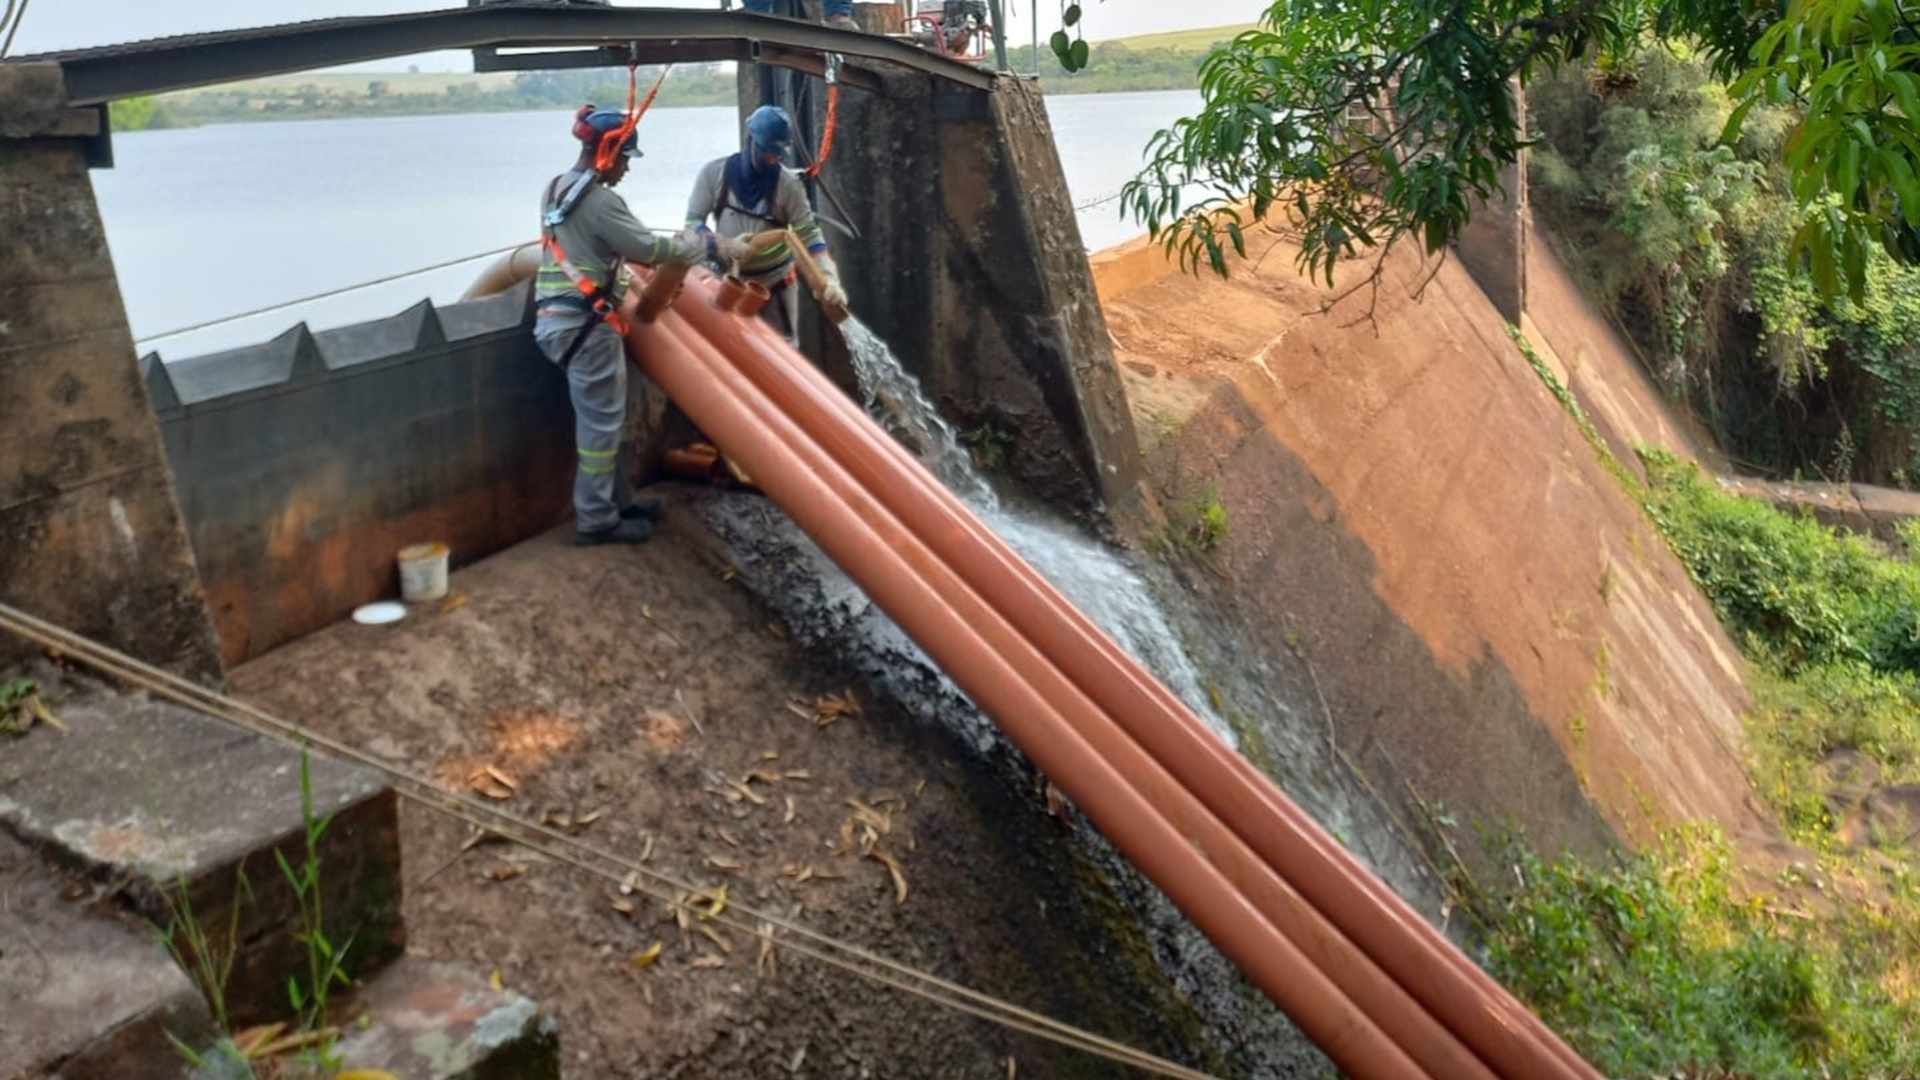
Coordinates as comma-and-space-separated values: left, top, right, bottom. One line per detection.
683, 104, 846, 346
536, 106, 746, 546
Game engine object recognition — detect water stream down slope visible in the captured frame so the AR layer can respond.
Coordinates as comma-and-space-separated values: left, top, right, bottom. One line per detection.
488, 261, 1606, 1080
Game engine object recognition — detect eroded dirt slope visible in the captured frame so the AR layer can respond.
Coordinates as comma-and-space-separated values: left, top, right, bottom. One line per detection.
1097, 229, 1769, 859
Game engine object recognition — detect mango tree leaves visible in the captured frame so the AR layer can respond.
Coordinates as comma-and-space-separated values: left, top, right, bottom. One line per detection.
1092, 0, 1920, 299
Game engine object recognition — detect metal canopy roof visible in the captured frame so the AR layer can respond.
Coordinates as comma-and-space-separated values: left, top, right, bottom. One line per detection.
10, 3, 997, 105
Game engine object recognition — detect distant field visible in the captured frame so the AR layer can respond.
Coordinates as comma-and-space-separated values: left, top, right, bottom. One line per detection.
1102, 23, 1256, 50
213, 71, 524, 94
274, 21, 1257, 79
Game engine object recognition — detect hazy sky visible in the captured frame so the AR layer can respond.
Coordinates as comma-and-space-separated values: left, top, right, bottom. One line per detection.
9, 0, 1268, 69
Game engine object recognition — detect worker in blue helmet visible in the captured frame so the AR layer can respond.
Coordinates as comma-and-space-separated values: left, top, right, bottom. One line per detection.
535, 106, 741, 546
741, 0, 856, 32
684, 104, 847, 346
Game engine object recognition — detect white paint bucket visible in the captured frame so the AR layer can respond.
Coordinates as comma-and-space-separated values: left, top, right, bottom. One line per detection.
397, 542, 449, 603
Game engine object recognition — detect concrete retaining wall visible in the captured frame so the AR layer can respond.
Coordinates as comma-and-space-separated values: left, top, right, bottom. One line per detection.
0, 64, 225, 685
149, 282, 575, 667
829, 74, 1145, 523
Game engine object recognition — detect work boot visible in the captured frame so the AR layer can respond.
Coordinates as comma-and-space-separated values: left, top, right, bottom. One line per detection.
574, 517, 653, 546
825, 12, 857, 31
621, 498, 666, 522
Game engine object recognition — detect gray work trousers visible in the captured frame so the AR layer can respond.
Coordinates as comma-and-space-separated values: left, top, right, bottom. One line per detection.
536, 318, 634, 533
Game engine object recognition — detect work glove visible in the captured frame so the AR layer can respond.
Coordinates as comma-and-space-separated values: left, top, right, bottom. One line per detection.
709, 231, 755, 265
815, 252, 848, 310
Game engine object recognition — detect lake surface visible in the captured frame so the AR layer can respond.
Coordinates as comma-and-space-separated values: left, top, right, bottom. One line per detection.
92, 89, 1202, 358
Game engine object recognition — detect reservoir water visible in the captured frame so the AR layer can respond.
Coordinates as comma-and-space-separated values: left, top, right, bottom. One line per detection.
93, 89, 1203, 358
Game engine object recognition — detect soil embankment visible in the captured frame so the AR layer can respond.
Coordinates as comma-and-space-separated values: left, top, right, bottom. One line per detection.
1095, 227, 1770, 859
231, 498, 1227, 1079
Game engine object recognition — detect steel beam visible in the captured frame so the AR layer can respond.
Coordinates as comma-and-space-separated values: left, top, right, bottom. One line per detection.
10, 4, 993, 106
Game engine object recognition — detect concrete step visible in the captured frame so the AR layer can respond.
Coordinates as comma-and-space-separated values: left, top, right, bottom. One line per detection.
325, 957, 560, 1080
0, 832, 220, 1080
0, 673, 404, 1028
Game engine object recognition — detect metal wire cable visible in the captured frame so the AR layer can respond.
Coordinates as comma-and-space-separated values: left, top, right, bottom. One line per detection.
0, 601, 1219, 1080
134, 242, 536, 346
0, 0, 31, 58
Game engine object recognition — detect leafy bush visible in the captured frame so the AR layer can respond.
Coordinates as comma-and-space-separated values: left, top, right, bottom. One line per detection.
1531, 50, 1920, 487
1638, 448, 1920, 673
1481, 826, 1920, 1079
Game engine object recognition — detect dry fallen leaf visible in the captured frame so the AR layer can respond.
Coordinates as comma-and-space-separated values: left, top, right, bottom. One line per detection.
747, 768, 783, 786
707, 853, 745, 873
783, 769, 812, 781
726, 777, 768, 805
788, 1047, 806, 1073
715, 825, 740, 848
783, 795, 797, 825
232, 1023, 287, 1058
698, 924, 731, 952
569, 808, 605, 833
641, 833, 655, 863
460, 826, 504, 853
633, 941, 664, 967
610, 896, 636, 916
486, 864, 526, 882
691, 954, 727, 969
253, 1027, 340, 1058
757, 923, 779, 976
28, 696, 65, 733
868, 848, 909, 905
489, 967, 505, 991
758, 749, 780, 761
914, 778, 928, 798
468, 764, 518, 800
440, 593, 469, 614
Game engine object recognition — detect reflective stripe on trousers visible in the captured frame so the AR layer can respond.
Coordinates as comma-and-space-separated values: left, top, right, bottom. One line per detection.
536, 321, 634, 532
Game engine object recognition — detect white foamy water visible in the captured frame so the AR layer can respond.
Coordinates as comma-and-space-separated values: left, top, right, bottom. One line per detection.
841, 318, 1237, 747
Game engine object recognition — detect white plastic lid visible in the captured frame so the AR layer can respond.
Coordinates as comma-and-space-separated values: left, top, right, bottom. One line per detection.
351, 601, 407, 626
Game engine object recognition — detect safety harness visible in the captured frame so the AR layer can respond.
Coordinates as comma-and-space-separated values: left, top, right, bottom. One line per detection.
536, 64, 670, 368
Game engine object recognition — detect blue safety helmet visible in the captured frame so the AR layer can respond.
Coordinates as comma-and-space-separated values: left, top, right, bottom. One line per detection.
745, 105, 793, 162
574, 107, 642, 158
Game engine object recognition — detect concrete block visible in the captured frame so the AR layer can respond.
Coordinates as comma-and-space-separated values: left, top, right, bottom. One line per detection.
0, 150, 116, 283
0, 687, 405, 1027
314, 299, 446, 369
0, 335, 166, 512
0, 64, 97, 140
437, 281, 532, 341
0, 465, 224, 686
166, 324, 326, 408
143, 353, 182, 414
0, 833, 220, 1080
331, 958, 561, 1080
0, 278, 131, 355
158, 321, 570, 667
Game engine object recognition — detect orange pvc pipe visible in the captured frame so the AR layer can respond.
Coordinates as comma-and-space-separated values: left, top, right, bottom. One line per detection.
666, 282, 1600, 1080
658, 281, 1501, 1080
624, 292, 1439, 1080
642, 302, 1498, 1080
467, 253, 1596, 1080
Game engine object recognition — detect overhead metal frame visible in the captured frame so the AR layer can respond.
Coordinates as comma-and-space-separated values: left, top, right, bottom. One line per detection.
10, 3, 995, 106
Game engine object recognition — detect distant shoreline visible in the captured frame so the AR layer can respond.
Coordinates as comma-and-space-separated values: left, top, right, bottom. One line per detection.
122, 78, 1199, 131
112, 29, 1232, 132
